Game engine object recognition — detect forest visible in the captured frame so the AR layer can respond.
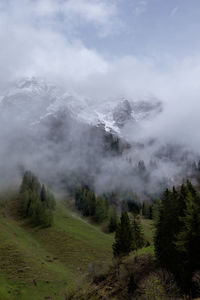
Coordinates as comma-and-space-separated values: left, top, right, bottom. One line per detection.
0, 171, 200, 299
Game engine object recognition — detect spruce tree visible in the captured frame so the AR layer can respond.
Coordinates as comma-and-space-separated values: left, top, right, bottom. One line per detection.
19, 171, 55, 227
154, 181, 200, 294
176, 191, 200, 290
132, 215, 144, 251
112, 211, 133, 258
95, 196, 108, 223
108, 205, 118, 233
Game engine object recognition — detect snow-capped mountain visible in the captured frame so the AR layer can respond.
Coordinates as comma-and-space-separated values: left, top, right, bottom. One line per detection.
0, 77, 197, 196
0, 77, 162, 136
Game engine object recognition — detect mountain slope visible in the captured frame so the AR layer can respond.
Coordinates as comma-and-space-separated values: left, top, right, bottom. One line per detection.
0, 197, 113, 300
0, 77, 162, 135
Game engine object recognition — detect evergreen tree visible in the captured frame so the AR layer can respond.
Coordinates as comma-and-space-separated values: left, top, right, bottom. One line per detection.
113, 211, 133, 258
152, 198, 162, 222
87, 190, 96, 216
19, 171, 55, 227
154, 181, 200, 294
40, 184, 47, 203
132, 215, 144, 251
108, 205, 118, 233
142, 201, 153, 219
176, 191, 200, 290
154, 188, 180, 273
75, 187, 96, 217
95, 196, 108, 223
75, 187, 84, 211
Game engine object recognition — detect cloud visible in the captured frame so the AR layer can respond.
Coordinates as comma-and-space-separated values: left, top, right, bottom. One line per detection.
134, 0, 147, 16
8, 0, 120, 37
0, 0, 110, 88
1, 0, 200, 194
62, 0, 119, 36
170, 6, 179, 17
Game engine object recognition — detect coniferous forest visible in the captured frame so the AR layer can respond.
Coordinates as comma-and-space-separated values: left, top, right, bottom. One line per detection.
1, 171, 199, 299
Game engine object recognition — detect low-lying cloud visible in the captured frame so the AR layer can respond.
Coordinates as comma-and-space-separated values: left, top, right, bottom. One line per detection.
1, 0, 200, 196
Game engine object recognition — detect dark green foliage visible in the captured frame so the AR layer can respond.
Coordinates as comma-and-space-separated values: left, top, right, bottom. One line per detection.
112, 211, 145, 258
75, 186, 96, 217
75, 186, 110, 224
112, 212, 133, 258
142, 201, 153, 219
154, 188, 179, 274
127, 199, 141, 215
20, 171, 41, 195
19, 171, 55, 227
95, 196, 108, 223
108, 205, 118, 233
132, 215, 144, 250
152, 198, 162, 222
128, 272, 137, 294
154, 181, 200, 294
75, 187, 85, 211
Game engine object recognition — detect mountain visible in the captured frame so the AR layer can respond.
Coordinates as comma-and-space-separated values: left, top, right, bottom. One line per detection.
0, 77, 162, 136
2, 77, 196, 196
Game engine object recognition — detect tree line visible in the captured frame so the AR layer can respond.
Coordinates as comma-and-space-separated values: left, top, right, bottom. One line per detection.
110, 180, 200, 297
154, 180, 200, 295
75, 186, 118, 232
112, 211, 144, 258
19, 171, 56, 227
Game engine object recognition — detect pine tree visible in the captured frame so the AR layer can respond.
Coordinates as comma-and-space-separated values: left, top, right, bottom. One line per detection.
75, 187, 84, 211
112, 211, 133, 258
87, 190, 96, 216
132, 215, 144, 251
154, 188, 180, 273
40, 184, 47, 203
176, 191, 200, 290
154, 181, 200, 294
108, 205, 118, 233
19, 171, 55, 227
95, 196, 108, 223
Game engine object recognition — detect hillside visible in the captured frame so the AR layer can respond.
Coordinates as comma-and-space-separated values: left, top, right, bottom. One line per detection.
0, 196, 114, 300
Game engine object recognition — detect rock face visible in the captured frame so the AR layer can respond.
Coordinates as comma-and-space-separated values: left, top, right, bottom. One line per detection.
0, 77, 162, 135
113, 99, 133, 128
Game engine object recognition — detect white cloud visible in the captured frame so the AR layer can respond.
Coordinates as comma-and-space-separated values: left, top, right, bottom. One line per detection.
15, 0, 120, 37
0, 0, 113, 87
34, 0, 60, 17
134, 0, 147, 16
63, 0, 117, 25
1, 0, 200, 155
170, 6, 179, 17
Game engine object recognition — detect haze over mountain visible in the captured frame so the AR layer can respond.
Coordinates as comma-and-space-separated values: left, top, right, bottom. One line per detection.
0, 76, 198, 198
1, 0, 200, 196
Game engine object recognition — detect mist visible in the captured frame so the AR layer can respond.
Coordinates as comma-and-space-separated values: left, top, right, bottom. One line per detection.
1, 0, 200, 198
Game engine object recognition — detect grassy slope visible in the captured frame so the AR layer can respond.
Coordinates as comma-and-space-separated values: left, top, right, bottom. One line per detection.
139, 217, 155, 255
0, 201, 114, 300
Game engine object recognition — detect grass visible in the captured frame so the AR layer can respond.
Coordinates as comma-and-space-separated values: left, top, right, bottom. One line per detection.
141, 217, 155, 244
0, 195, 155, 299
0, 199, 114, 300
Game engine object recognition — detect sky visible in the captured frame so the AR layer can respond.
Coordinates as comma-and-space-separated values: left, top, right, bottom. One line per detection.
1, 0, 200, 148
1, 0, 200, 190
1, 0, 200, 79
